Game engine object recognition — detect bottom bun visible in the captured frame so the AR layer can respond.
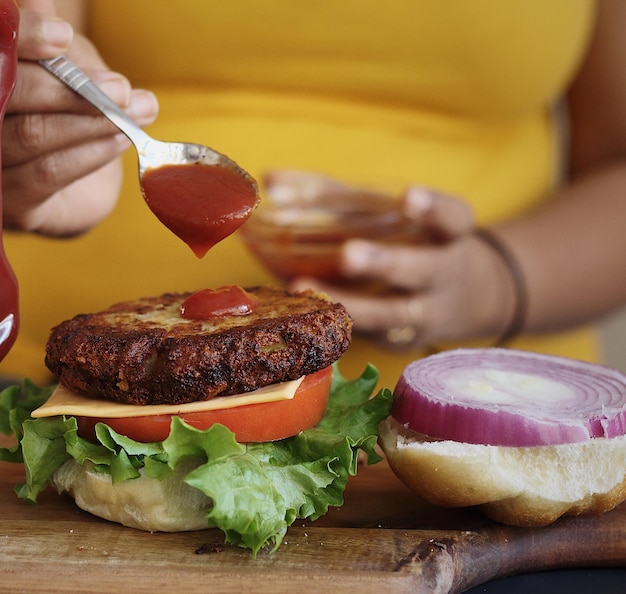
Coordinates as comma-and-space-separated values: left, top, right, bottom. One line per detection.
51, 459, 211, 532
378, 416, 626, 527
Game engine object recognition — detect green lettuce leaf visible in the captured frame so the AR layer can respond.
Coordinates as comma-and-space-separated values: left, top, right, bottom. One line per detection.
0, 379, 54, 463
0, 364, 391, 554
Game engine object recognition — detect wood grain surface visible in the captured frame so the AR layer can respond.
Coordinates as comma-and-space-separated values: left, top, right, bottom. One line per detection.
1, 449, 625, 593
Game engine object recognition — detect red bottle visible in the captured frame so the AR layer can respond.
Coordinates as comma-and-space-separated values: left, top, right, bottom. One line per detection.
0, 1, 19, 362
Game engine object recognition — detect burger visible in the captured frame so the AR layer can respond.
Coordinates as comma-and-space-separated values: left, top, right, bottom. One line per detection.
0, 285, 391, 555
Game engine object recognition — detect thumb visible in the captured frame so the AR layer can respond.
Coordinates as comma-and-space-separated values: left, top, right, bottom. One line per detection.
17, 8, 74, 60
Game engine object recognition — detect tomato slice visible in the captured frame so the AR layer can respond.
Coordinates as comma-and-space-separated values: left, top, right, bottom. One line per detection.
75, 366, 333, 444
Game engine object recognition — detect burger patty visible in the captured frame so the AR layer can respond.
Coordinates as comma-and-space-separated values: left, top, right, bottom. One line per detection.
45, 286, 352, 405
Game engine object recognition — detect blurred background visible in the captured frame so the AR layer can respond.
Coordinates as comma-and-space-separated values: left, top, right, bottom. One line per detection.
601, 307, 626, 373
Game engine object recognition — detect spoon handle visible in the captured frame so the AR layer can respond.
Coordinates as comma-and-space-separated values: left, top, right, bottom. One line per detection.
39, 56, 152, 150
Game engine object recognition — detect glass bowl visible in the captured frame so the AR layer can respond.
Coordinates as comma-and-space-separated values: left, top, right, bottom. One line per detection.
239, 194, 423, 282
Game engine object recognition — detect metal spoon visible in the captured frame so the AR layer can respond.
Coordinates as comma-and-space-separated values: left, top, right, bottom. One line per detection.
38, 56, 259, 256
38, 55, 258, 193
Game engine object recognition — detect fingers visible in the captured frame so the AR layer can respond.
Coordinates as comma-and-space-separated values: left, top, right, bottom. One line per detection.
125, 88, 160, 126
263, 173, 474, 245
341, 239, 442, 292
336, 186, 473, 289
403, 187, 474, 242
2, 86, 158, 228
8, 60, 133, 115
17, 0, 57, 12
261, 173, 480, 350
8, 157, 124, 236
3, 87, 158, 167
290, 277, 432, 349
2, 95, 125, 168
2, 133, 129, 229
337, 289, 425, 336
17, 7, 74, 59
5, 3, 159, 237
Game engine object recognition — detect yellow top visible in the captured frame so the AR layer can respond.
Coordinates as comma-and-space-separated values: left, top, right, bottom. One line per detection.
2, 0, 599, 390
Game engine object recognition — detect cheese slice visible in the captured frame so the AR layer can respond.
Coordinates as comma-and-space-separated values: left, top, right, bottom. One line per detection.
32, 377, 304, 419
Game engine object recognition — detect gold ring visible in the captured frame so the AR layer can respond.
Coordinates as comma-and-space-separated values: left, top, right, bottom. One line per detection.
385, 297, 423, 347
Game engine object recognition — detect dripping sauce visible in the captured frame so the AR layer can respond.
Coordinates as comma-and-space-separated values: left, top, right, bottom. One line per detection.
141, 163, 259, 258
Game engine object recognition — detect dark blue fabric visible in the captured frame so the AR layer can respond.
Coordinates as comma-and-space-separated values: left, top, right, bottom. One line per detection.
464, 569, 626, 593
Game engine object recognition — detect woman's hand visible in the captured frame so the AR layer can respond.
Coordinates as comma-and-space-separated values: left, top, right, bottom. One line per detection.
264, 170, 516, 350
1, 4, 158, 236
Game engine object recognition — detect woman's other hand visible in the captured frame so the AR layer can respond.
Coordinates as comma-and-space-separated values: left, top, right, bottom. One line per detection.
265, 170, 516, 350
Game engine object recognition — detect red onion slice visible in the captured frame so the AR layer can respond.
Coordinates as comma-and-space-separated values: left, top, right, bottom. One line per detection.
391, 348, 626, 447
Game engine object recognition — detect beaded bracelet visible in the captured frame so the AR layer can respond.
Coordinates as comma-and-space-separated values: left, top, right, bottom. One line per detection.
473, 228, 528, 347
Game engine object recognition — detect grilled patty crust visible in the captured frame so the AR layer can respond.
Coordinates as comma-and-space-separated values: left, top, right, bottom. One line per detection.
45, 287, 352, 405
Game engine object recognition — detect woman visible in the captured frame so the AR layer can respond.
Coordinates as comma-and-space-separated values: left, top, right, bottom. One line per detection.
3, 0, 626, 393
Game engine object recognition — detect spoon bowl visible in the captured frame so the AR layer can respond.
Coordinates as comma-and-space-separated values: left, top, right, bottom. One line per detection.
39, 56, 259, 256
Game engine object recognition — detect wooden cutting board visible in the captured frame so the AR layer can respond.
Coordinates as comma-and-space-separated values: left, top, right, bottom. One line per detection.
1, 452, 625, 594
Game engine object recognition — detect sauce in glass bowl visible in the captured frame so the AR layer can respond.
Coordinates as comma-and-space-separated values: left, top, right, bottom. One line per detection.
239, 192, 423, 282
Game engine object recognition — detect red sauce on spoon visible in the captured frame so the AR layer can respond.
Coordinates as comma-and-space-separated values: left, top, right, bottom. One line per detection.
0, 1, 19, 362
141, 163, 260, 258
